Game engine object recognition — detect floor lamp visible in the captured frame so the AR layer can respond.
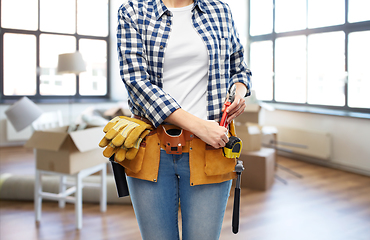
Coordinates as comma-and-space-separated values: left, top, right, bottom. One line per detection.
56, 51, 86, 131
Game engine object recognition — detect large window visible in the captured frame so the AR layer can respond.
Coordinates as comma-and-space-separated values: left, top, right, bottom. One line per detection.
1, 0, 110, 101
249, 0, 370, 113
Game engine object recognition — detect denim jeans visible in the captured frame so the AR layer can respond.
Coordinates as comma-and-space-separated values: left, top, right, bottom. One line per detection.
127, 149, 232, 240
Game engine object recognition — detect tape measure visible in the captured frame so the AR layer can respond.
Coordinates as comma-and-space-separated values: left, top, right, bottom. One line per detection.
223, 136, 242, 158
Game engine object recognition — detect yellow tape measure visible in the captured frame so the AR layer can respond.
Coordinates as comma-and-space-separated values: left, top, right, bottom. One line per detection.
223, 136, 242, 159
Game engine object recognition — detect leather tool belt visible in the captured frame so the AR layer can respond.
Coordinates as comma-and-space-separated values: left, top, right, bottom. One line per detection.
123, 115, 236, 186
158, 125, 195, 154
132, 114, 197, 154
132, 114, 216, 154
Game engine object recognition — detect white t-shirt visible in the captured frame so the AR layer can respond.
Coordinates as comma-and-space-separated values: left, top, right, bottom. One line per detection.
163, 4, 209, 120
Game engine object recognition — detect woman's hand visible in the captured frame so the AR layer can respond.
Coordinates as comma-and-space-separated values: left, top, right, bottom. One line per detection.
196, 120, 229, 148
165, 109, 229, 149
222, 83, 247, 125
165, 82, 248, 148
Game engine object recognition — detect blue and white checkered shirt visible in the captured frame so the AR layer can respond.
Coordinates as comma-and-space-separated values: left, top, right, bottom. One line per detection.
117, 0, 252, 128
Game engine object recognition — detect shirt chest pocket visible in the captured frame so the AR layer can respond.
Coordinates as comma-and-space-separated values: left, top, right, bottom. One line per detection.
218, 36, 230, 76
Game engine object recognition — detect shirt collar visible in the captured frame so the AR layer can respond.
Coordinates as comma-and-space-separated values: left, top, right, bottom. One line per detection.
153, 0, 205, 20
193, 0, 206, 13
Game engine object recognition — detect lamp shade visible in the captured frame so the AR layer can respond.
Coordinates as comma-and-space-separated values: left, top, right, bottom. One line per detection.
57, 51, 86, 74
5, 97, 44, 132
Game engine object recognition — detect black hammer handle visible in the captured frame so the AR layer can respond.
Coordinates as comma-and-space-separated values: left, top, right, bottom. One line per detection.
232, 186, 240, 234
109, 155, 129, 198
232, 170, 242, 234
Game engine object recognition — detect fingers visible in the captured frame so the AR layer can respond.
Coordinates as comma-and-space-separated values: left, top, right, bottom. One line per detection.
227, 96, 244, 114
226, 96, 246, 123
222, 131, 229, 143
209, 122, 229, 148
212, 130, 228, 148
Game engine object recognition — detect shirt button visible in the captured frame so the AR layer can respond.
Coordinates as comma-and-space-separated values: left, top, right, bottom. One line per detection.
160, 45, 164, 49
167, 22, 170, 26
157, 74, 161, 78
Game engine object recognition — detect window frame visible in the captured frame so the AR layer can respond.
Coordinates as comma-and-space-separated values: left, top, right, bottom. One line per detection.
248, 0, 370, 115
0, 0, 111, 102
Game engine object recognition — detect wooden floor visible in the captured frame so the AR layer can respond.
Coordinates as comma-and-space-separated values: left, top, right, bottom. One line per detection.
0, 146, 370, 240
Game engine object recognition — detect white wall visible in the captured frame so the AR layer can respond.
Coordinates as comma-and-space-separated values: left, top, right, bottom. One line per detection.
260, 108, 370, 174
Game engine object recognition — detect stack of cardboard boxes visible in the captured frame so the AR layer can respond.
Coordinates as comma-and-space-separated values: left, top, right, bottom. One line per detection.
235, 103, 277, 191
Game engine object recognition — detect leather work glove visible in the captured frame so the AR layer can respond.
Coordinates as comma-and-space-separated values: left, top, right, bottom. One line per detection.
114, 129, 150, 162
99, 116, 153, 160
115, 145, 127, 162
102, 142, 119, 158
99, 116, 129, 148
125, 129, 151, 160
102, 116, 125, 133
100, 116, 152, 146
111, 121, 141, 148
104, 117, 134, 140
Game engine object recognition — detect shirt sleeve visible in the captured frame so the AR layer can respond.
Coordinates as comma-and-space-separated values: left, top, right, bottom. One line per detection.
226, 5, 252, 97
117, 6, 181, 128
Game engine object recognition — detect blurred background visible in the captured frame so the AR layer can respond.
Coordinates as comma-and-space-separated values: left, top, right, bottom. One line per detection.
0, 0, 369, 240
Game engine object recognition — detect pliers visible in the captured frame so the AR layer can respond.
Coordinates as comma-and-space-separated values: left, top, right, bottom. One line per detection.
220, 84, 236, 128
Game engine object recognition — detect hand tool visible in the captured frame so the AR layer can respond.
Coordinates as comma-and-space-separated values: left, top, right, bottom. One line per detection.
220, 85, 242, 159
232, 160, 244, 234
220, 85, 245, 234
109, 154, 129, 198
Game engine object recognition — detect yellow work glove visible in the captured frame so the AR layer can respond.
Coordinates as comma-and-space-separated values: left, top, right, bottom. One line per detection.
115, 145, 127, 162
100, 116, 152, 147
99, 116, 131, 148
105, 117, 133, 140
102, 142, 119, 158
99, 116, 153, 160
110, 117, 153, 148
126, 129, 151, 160
103, 116, 125, 133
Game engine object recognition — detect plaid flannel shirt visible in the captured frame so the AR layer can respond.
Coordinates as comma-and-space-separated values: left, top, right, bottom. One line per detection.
117, 0, 252, 128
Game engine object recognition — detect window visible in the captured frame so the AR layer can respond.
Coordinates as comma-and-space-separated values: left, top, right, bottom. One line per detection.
250, 41, 273, 101
249, 0, 370, 114
348, 31, 370, 108
1, 0, 110, 101
275, 35, 306, 103
307, 31, 345, 106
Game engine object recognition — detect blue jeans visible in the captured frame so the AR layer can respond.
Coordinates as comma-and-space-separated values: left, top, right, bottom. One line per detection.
127, 150, 232, 240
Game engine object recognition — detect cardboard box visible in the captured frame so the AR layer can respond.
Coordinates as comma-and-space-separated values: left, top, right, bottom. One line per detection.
25, 126, 107, 174
240, 148, 275, 191
235, 95, 275, 124
235, 122, 262, 152
104, 107, 131, 119
260, 125, 278, 151
236, 104, 261, 124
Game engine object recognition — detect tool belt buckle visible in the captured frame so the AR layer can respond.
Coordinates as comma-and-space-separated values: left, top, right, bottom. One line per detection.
160, 126, 186, 155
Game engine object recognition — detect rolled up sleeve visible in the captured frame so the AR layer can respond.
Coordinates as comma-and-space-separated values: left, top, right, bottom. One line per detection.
117, 7, 181, 127
227, 6, 252, 97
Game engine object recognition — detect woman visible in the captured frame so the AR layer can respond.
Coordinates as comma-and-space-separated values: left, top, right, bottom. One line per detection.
116, 0, 251, 239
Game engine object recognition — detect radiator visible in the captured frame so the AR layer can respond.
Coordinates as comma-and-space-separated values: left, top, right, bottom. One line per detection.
266, 126, 331, 160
